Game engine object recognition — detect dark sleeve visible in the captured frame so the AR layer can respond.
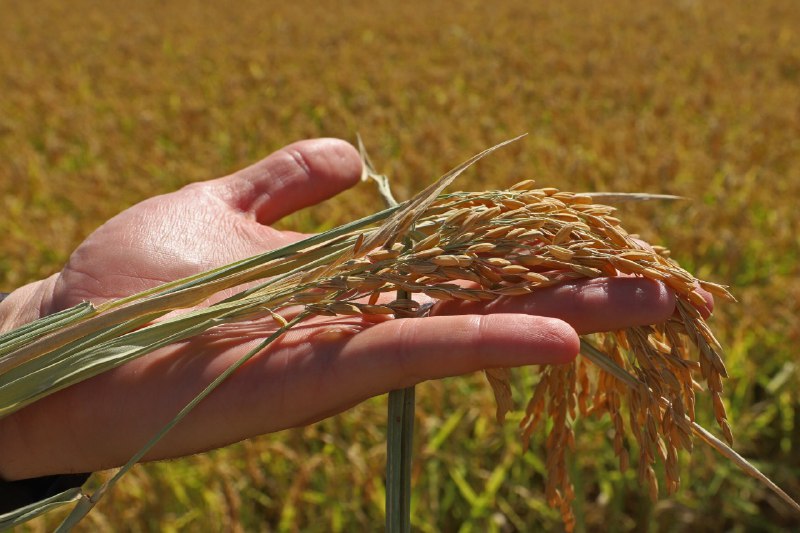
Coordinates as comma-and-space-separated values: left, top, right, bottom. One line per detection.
0, 473, 91, 513
0, 291, 92, 514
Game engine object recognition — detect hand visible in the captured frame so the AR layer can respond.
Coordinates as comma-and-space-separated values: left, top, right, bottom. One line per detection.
0, 138, 684, 480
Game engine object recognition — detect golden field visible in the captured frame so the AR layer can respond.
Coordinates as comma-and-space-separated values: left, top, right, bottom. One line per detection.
1, 0, 799, 530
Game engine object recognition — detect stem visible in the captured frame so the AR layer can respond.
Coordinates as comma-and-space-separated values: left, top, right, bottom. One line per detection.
363, 138, 416, 533
386, 287, 415, 532
386, 386, 415, 532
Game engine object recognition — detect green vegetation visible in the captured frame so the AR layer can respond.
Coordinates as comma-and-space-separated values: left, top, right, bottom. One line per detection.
1, 0, 799, 530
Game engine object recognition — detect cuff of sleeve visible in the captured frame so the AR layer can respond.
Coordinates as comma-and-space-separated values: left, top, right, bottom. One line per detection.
0, 472, 91, 514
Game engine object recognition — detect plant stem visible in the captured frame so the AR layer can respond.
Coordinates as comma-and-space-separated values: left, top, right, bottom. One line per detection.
386, 386, 415, 532
386, 277, 415, 532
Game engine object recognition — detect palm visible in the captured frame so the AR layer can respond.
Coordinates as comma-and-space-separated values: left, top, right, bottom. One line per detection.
0, 139, 681, 480
50, 158, 315, 310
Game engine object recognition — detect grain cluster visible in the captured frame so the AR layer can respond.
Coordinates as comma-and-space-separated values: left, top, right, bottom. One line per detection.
282, 180, 734, 530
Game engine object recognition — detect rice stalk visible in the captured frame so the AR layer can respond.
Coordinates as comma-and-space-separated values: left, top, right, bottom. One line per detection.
363, 149, 416, 533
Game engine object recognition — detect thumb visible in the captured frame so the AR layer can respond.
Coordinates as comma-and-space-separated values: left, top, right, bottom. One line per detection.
209, 138, 362, 225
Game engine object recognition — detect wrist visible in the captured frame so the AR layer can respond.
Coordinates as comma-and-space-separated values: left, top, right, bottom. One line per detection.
0, 277, 53, 481
0, 276, 56, 481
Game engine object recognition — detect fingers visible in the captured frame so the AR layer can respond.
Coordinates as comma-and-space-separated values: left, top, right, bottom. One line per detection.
211, 314, 577, 434
634, 237, 713, 318
433, 278, 677, 335
210, 138, 362, 224
333, 314, 579, 393
59, 314, 577, 471
696, 286, 714, 318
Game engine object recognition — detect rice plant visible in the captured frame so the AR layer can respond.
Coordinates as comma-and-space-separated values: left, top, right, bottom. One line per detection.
1, 139, 798, 531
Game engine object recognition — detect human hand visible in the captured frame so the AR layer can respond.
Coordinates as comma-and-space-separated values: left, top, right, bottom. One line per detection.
0, 138, 690, 480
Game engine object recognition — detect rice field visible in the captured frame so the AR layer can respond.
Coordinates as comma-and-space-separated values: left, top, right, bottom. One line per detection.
1, 0, 799, 530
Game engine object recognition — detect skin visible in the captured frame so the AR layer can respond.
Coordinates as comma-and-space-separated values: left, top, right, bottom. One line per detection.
0, 138, 704, 481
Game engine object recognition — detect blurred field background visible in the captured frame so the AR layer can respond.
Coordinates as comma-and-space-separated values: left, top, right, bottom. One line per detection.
2, 0, 799, 531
